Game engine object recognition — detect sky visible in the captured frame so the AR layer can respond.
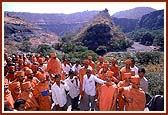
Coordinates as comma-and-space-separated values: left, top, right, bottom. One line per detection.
3, 2, 166, 15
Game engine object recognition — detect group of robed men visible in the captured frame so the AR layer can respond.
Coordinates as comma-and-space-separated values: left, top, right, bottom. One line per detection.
4, 52, 149, 111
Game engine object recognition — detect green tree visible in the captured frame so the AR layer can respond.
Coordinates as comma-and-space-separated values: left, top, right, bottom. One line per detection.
36, 44, 54, 56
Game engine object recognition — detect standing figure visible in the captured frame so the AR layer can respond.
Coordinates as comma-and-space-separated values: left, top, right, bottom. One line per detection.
51, 74, 69, 111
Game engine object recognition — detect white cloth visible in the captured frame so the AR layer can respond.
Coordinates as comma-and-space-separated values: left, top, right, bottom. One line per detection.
72, 64, 81, 73
65, 77, 80, 99
140, 77, 148, 93
82, 74, 106, 96
62, 64, 71, 75
51, 82, 69, 107
130, 66, 139, 75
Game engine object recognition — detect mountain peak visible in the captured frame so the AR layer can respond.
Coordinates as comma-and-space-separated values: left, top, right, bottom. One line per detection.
112, 7, 156, 19
71, 9, 132, 54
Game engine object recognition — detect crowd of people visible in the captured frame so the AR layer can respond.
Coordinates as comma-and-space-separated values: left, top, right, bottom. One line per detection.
3, 52, 164, 111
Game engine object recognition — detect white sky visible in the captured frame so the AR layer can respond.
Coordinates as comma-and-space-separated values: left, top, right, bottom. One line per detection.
3, 2, 166, 15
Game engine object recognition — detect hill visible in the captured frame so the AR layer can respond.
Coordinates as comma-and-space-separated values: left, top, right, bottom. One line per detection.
137, 10, 164, 30
126, 10, 164, 51
5, 11, 99, 36
71, 9, 133, 55
112, 17, 138, 33
4, 15, 60, 54
112, 7, 156, 19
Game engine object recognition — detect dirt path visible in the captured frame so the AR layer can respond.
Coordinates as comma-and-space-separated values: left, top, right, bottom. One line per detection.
129, 42, 154, 52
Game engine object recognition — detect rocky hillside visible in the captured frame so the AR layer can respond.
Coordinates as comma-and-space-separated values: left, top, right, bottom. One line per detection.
4, 15, 60, 54
126, 10, 164, 51
5, 11, 99, 36
112, 7, 156, 19
71, 9, 133, 53
112, 9, 163, 33
137, 10, 164, 30
112, 17, 138, 33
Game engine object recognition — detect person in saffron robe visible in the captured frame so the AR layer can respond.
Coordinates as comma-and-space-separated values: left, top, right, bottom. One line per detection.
4, 78, 14, 110
33, 73, 51, 111
5, 66, 16, 82
25, 68, 39, 90
96, 62, 110, 100
120, 59, 132, 81
46, 52, 62, 76
98, 71, 118, 111
20, 81, 39, 111
31, 64, 41, 80
8, 81, 21, 101
122, 75, 146, 111
96, 56, 104, 73
98, 62, 110, 80
88, 56, 95, 70
14, 71, 26, 90
117, 73, 132, 111
110, 57, 119, 80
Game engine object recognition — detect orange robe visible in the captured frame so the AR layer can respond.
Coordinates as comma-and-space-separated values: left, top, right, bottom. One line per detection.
96, 68, 109, 99
46, 58, 62, 75
89, 61, 95, 70
11, 92, 21, 101
123, 86, 146, 111
25, 77, 39, 89
99, 83, 117, 111
20, 91, 40, 111
96, 62, 103, 73
110, 65, 119, 79
117, 81, 130, 111
34, 71, 41, 80
6, 73, 15, 82
4, 90, 14, 110
79, 67, 87, 95
120, 67, 131, 81
98, 68, 110, 80
33, 81, 51, 111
